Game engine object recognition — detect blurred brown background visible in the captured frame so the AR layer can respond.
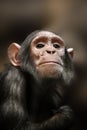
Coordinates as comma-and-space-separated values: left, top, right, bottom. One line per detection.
0, 0, 87, 80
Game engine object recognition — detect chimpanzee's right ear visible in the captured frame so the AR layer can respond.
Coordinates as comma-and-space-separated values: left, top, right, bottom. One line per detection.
8, 43, 21, 66
67, 48, 74, 58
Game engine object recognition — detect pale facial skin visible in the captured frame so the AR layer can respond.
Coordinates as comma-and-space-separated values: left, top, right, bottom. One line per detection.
30, 31, 65, 78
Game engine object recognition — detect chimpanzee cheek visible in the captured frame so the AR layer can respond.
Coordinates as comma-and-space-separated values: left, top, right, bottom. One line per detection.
32, 53, 41, 66
57, 48, 65, 57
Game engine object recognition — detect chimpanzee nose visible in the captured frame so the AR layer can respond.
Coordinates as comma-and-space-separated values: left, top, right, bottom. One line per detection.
46, 50, 56, 54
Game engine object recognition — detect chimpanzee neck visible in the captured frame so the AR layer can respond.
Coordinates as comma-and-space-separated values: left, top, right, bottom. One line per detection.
27, 74, 65, 99
31, 77, 63, 101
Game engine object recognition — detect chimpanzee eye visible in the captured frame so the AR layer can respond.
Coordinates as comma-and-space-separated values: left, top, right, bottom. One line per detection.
36, 43, 45, 49
53, 43, 60, 48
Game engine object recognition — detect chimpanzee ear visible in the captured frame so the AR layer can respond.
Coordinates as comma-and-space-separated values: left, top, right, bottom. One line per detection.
67, 48, 74, 58
8, 43, 21, 66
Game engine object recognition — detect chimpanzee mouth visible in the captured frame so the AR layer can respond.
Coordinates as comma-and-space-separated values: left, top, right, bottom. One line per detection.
39, 61, 63, 66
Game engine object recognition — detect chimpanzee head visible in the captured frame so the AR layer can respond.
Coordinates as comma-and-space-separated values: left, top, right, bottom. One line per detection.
8, 30, 74, 84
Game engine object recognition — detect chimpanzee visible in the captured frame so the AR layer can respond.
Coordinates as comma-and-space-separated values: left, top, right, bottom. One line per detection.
0, 30, 74, 130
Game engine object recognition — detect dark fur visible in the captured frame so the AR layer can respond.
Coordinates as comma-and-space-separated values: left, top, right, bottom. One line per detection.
0, 31, 74, 130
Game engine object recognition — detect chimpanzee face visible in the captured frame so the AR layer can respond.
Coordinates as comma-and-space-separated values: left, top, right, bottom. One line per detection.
8, 30, 74, 82
30, 31, 65, 79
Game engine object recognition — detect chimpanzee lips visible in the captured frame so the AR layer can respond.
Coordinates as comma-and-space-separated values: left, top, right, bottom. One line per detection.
39, 61, 63, 66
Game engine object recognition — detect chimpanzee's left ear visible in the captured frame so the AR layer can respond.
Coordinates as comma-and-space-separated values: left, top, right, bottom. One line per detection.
8, 43, 21, 66
67, 48, 74, 58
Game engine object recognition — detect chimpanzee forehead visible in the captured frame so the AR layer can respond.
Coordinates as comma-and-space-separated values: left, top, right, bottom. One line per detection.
35, 31, 64, 42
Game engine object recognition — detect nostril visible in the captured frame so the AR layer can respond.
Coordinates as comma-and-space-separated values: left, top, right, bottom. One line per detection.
52, 51, 55, 54
47, 50, 51, 54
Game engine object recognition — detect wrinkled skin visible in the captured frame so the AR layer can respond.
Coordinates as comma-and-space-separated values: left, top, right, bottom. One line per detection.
30, 31, 65, 79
